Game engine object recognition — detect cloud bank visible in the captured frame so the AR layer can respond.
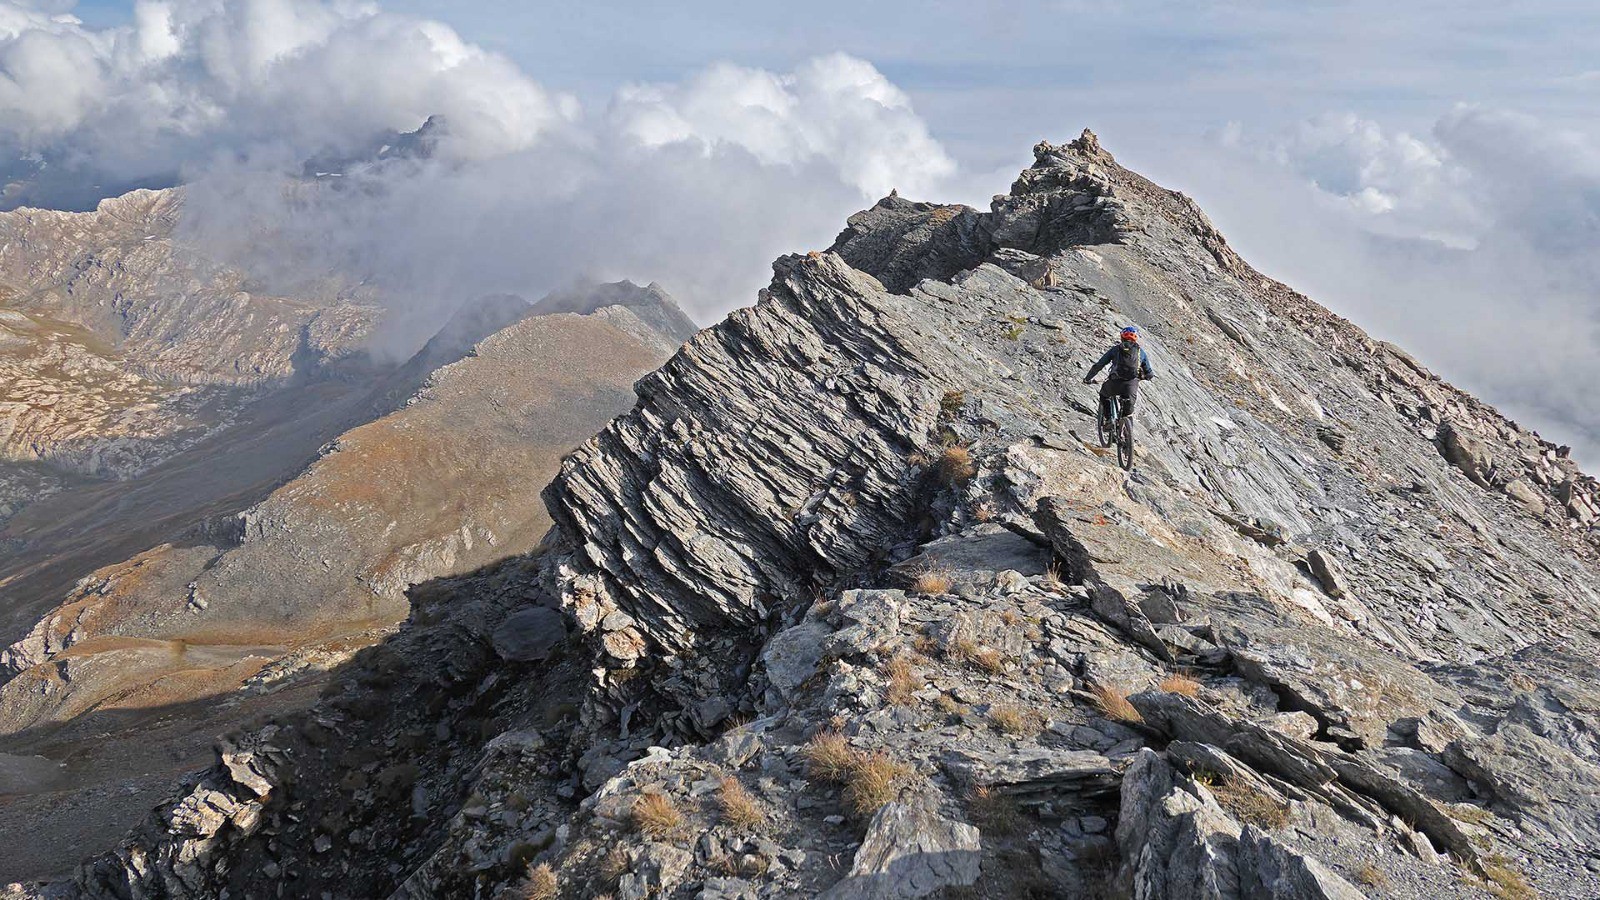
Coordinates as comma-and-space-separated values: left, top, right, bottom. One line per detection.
0, 0, 957, 349
1191, 107, 1600, 458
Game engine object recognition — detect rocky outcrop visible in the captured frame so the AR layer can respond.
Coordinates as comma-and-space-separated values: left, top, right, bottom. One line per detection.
15, 131, 1600, 899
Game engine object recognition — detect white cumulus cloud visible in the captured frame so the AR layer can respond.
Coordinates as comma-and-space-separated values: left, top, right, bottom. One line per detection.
0, 0, 961, 354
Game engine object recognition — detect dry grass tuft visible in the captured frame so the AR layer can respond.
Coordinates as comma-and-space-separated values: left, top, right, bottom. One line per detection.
804, 734, 914, 818
1211, 780, 1291, 830
598, 847, 630, 887
717, 776, 766, 831
1042, 562, 1068, 591
907, 450, 931, 468
803, 732, 859, 782
1482, 855, 1535, 900
967, 785, 1021, 836
844, 751, 913, 817
515, 864, 558, 900
948, 637, 1009, 675
972, 502, 995, 522
1447, 804, 1495, 825
1159, 672, 1202, 697
989, 704, 1034, 735
885, 655, 920, 706
939, 445, 978, 485
1090, 683, 1143, 724
911, 570, 954, 595
630, 792, 684, 840
1353, 862, 1389, 889
934, 693, 964, 716
940, 389, 967, 417
966, 643, 1004, 672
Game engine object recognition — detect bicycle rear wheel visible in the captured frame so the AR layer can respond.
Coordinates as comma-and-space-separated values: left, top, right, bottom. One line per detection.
1117, 417, 1135, 469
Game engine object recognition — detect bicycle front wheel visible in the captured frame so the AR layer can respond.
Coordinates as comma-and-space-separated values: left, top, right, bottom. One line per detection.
1117, 418, 1135, 469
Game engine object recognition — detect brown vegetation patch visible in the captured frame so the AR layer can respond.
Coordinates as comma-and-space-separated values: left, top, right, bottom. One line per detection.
1482, 855, 1535, 900
598, 847, 630, 887
1158, 672, 1202, 697
844, 751, 913, 818
947, 637, 1008, 675
1042, 562, 1067, 591
1210, 779, 1290, 830
885, 654, 919, 706
513, 864, 558, 900
989, 704, 1034, 735
717, 776, 766, 831
803, 732, 859, 782
1090, 683, 1143, 724
803, 733, 915, 818
630, 792, 684, 840
939, 445, 978, 485
911, 570, 954, 595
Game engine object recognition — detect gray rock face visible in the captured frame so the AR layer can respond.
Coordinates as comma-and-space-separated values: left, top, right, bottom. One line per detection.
941, 747, 1120, 799
491, 606, 567, 663
1236, 826, 1367, 900
19, 131, 1600, 900
819, 801, 981, 899
761, 620, 831, 699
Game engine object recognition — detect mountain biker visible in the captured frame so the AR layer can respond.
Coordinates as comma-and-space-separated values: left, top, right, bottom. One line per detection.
1083, 325, 1155, 420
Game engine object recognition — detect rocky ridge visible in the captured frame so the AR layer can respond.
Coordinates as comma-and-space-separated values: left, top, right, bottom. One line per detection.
12, 131, 1600, 899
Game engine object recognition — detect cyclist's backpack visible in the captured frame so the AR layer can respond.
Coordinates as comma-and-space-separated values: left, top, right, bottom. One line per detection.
1111, 343, 1143, 380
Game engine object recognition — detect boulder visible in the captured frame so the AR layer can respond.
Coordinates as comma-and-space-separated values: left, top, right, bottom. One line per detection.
1305, 550, 1348, 599
819, 802, 981, 899
762, 621, 832, 699
1437, 420, 1494, 486
1503, 478, 1546, 514
491, 606, 567, 663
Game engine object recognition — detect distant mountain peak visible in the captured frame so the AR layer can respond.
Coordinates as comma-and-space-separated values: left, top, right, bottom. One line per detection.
532, 279, 699, 343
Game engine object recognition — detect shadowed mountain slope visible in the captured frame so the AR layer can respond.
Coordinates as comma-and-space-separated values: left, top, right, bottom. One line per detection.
0, 272, 691, 882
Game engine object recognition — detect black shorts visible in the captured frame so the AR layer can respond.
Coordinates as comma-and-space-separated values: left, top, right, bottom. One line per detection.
1099, 378, 1139, 415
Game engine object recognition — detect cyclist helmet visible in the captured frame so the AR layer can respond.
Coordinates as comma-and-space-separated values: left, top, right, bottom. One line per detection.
1120, 325, 1140, 342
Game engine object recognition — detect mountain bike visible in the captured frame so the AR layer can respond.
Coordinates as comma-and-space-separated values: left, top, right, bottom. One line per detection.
1090, 382, 1136, 470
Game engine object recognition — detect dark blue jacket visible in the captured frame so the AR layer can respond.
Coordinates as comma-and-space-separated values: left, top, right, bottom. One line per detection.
1085, 342, 1154, 382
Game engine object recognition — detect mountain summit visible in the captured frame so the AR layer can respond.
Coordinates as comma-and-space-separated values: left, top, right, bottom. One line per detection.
10, 131, 1600, 899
